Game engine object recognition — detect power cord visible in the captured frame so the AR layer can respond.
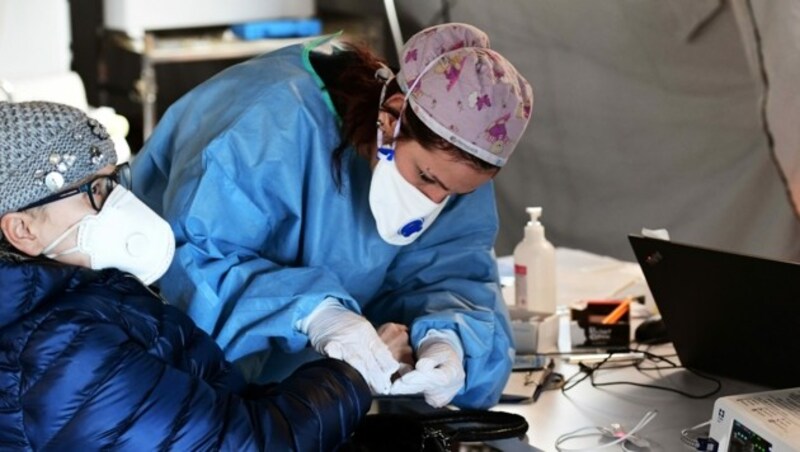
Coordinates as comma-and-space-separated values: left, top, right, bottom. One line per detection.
561, 349, 721, 399
555, 410, 658, 451
680, 420, 718, 451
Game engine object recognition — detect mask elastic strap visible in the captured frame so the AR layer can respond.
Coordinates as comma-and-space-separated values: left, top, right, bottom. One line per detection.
41, 219, 84, 259
392, 54, 447, 141
375, 55, 443, 164
375, 64, 397, 160
376, 51, 468, 159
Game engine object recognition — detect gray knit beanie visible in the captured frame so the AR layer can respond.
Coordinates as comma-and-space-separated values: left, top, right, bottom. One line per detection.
0, 101, 117, 216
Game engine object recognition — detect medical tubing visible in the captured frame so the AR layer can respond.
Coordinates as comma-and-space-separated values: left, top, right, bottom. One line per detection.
554, 410, 658, 452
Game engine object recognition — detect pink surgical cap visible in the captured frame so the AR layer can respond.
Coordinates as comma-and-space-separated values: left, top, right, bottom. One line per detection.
397, 23, 534, 167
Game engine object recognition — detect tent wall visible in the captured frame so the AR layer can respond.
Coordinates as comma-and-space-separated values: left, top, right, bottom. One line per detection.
731, 0, 800, 219
398, 0, 800, 261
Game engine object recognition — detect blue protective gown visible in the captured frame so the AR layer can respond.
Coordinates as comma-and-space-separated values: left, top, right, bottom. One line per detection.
131, 40, 514, 409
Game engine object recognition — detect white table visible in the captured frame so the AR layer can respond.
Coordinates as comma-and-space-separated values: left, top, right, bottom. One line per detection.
494, 346, 766, 451
491, 249, 767, 451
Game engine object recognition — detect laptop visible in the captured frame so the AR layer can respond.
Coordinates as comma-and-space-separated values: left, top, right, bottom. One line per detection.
628, 235, 800, 388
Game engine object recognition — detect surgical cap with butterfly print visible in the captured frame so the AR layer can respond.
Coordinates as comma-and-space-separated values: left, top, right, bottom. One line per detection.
396, 23, 534, 167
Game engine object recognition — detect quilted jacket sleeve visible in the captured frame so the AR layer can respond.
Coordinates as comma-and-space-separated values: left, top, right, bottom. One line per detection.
20, 314, 371, 451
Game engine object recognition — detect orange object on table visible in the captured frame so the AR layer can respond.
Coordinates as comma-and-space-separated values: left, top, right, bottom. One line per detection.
601, 297, 632, 325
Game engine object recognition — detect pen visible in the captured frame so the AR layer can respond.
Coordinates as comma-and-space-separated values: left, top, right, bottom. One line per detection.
566, 352, 645, 365
532, 358, 555, 402
601, 297, 632, 325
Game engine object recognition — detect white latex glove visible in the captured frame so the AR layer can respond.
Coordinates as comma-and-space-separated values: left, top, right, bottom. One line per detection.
377, 322, 414, 372
298, 298, 399, 394
389, 329, 466, 407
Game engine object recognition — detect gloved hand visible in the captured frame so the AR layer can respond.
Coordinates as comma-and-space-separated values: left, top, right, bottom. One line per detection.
377, 322, 414, 372
389, 329, 466, 407
299, 298, 399, 394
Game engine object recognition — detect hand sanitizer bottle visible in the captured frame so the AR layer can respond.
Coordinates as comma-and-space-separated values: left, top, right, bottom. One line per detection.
513, 207, 556, 314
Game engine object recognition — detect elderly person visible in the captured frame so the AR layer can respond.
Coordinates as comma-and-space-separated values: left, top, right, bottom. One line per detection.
0, 101, 370, 450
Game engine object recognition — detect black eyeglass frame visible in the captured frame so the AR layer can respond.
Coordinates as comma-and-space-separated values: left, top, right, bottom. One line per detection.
18, 163, 132, 213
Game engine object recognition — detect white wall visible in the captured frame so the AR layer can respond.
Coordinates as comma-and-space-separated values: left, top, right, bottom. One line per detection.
0, 0, 71, 79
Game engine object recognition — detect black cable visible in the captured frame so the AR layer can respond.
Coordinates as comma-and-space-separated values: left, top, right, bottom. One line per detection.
560, 349, 722, 399
631, 343, 678, 359
561, 353, 617, 392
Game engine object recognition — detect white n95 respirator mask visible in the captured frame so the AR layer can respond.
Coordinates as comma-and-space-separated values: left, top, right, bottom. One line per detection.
369, 67, 448, 246
368, 146, 449, 246
42, 185, 176, 285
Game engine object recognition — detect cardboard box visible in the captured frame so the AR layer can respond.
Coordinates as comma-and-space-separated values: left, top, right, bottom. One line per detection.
511, 313, 560, 354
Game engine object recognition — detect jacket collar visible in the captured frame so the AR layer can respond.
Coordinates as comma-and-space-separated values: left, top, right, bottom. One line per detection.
0, 259, 100, 329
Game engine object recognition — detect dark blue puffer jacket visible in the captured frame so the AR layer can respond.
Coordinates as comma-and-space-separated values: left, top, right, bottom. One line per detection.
0, 259, 371, 451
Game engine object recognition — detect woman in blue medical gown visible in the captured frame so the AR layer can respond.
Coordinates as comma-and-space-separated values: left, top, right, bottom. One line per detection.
132, 23, 534, 409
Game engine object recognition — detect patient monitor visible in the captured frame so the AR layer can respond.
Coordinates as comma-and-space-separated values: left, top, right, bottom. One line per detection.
709, 388, 800, 451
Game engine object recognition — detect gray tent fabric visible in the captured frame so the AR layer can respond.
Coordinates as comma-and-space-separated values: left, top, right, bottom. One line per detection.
731, 0, 800, 218
664, 0, 723, 41
398, 0, 800, 262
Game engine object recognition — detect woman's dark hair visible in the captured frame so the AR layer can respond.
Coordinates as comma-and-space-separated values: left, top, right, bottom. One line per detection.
309, 42, 497, 189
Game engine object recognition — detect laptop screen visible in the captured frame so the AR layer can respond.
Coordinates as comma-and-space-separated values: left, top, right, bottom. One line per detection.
629, 235, 800, 388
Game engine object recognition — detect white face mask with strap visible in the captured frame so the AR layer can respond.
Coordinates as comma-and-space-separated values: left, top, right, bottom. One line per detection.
369, 145, 449, 246
41, 185, 175, 285
368, 65, 449, 246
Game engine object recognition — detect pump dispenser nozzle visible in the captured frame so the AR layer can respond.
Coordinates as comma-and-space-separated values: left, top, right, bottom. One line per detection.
526, 207, 542, 224
524, 207, 545, 241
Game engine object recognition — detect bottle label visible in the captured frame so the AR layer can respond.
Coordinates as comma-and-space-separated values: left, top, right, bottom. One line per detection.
514, 264, 527, 308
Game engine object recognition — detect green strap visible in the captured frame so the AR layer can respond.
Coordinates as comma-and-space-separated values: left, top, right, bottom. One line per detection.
301, 31, 345, 124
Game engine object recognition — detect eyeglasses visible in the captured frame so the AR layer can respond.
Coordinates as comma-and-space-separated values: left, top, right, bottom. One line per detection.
19, 163, 132, 212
